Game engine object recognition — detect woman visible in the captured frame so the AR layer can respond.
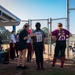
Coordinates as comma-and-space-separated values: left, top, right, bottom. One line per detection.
27, 29, 33, 62
32, 22, 46, 70
50, 23, 72, 70
17, 23, 34, 69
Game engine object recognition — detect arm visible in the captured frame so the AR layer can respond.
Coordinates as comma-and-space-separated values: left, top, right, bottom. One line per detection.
66, 33, 72, 39
50, 30, 57, 41
50, 34, 56, 41
23, 33, 36, 40
23, 35, 31, 40
65, 29, 72, 39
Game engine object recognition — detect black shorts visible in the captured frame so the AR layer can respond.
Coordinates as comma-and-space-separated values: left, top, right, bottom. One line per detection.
18, 43, 27, 51
54, 40, 66, 57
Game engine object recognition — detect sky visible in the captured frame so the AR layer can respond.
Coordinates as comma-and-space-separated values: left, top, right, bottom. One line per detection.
0, 0, 75, 33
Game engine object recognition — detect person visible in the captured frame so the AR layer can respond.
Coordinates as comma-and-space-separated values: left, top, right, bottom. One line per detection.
50, 23, 72, 70
17, 23, 34, 69
10, 30, 16, 60
15, 33, 19, 57
0, 36, 2, 50
27, 29, 33, 62
32, 22, 46, 70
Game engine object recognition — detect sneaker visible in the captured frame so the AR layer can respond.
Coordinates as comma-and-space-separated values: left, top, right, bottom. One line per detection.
35, 67, 41, 70
16, 66, 22, 69
21, 66, 28, 69
40, 67, 45, 70
51, 66, 55, 69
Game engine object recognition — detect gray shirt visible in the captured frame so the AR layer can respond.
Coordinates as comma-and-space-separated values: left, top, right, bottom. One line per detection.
32, 29, 46, 43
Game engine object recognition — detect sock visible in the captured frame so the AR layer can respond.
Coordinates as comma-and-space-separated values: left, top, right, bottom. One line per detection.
60, 57, 65, 68
52, 57, 57, 67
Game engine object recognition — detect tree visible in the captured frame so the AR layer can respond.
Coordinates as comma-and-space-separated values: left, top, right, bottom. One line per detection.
17, 29, 22, 34
0, 26, 11, 44
42, 27, 55, 44
42, 27, 49, 38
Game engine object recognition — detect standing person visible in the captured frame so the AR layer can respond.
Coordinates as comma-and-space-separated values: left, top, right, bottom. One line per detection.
27, 29, 33, 62
10, 31, 16, 60
15, 33, 19, 57
0, 36, 2, 50
50, 23, 72, 69
17, 23, 34, 69
32, 22, 46, 70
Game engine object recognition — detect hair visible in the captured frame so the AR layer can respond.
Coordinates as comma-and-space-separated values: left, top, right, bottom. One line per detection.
58, 23, 63, 27
35, 22, 41, 27
11, 30, 15, 34
23, 23, 29, 29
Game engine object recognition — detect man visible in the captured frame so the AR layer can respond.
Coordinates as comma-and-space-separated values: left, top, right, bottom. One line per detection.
15, 33, 19, 57
32, 22, 46, 70
10, 31, 16, 59
50, 23, 72, 70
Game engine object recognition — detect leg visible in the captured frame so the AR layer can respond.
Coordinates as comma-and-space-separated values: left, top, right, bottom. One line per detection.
27, 43, 31, 62
17, 51, 22, 66
22, 49, 26, 67
35, 49, 41, 69
15, 42, 18, 57
10, 43, 15, 59
34, 43, 40, 69
52, 46, 59, 67
60, 48, 65, 68
39, 43, 44, 69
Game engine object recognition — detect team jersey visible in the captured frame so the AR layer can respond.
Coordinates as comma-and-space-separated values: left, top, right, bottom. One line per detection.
51, 28, 71, 41
32, 29, 46, 43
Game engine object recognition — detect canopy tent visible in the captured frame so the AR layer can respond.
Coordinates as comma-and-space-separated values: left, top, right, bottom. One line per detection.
0, 5, 21, 26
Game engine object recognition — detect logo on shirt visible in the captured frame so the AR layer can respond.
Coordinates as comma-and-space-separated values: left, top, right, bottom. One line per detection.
35, 32, 42, 42
58, 30, 66, 41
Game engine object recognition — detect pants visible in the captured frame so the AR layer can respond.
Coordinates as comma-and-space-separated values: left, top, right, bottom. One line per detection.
27, 43, 32, 61
10, 43, 15, 59
52, 40, 66, 68
33, 42, 44, 63
15, 42, 19, 57
54, 40, 66, 57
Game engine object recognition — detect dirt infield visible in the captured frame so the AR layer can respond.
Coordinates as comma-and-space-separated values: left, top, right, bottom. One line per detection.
0, 44, 75, 75
0, 58, 75, 75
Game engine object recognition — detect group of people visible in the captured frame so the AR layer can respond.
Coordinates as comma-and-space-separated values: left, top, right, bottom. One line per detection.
10, 22, 72, 70
10, 24, 33, 62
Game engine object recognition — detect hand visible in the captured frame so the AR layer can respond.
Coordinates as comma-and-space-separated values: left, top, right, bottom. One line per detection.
30, 33, 36, 37
53, 38, 56, 41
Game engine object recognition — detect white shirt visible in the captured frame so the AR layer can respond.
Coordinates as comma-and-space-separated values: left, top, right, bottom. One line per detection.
16, 35, 19, 42
10, 34, 16, 43
27, 35, 31, 43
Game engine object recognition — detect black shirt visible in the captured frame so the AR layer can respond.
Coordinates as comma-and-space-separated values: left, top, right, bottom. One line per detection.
19, 29, 28, 44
